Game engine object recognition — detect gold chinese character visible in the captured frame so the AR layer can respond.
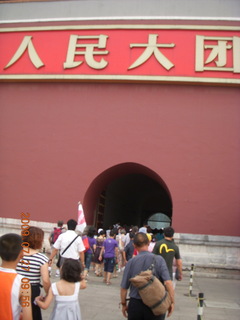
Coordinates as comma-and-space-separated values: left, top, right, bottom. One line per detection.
4, 36, 44, 69
195, 35, 240, 73
64, 35, 109, 70
128, 34, 175, 70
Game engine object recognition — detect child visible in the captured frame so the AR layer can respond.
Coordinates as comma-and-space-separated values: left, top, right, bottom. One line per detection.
35, 258, 86, 320
0, 233, 32, 320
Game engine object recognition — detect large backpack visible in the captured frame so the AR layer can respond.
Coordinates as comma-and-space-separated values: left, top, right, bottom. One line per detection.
130, 255, 171, 315
53, 227, 62, 243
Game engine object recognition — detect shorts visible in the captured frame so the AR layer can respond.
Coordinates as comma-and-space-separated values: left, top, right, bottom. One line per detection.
85, 252, 93, 270
103, 257, 115, 273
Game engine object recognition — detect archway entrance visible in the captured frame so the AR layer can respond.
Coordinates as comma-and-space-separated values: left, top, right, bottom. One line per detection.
83, 163, 172, 230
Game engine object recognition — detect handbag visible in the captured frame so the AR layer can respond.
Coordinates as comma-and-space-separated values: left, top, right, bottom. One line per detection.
130, 256, 171, 315
56, 235, 79, 268
82, 236, 90, 252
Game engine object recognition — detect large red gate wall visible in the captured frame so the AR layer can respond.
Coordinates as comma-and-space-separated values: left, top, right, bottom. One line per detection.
0, 82, 239, 236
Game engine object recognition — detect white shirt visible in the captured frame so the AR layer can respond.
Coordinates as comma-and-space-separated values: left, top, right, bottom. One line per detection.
54, 230, 85, 260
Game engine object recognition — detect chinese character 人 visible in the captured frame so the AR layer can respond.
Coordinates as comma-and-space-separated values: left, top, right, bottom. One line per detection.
4, 36, 44, 69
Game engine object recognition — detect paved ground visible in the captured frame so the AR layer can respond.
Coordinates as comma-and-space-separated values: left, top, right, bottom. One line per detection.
42, 267, 240, 320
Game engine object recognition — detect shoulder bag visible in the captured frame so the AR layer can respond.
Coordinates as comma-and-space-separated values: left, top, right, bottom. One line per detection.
130, 255, 171, 315
56, 235, 79, 268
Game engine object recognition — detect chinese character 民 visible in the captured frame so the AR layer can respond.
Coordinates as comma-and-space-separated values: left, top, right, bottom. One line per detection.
128, 34, 175, 70
64, 35, 109, 70
195, 35, 240, 73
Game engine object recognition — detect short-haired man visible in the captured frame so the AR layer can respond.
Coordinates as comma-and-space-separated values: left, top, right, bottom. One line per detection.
49, 219, 85, 269
120, 232, 174, 320
153, 227, 182, 283
0, 233, 32, 320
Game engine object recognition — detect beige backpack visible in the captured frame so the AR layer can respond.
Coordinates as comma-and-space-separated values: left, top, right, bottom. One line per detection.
130, 257, 171, 315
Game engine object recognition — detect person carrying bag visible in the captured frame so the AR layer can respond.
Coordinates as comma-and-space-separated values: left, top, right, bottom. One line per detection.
56, 235, 79, 268
130, 256, 172, 315
120, 232, 174, 320
49, 219, 86, 271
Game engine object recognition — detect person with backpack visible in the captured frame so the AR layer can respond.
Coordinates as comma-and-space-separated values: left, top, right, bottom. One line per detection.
120, 233, 174, 320
48, 221, 66, 276
49, 221, 66, 247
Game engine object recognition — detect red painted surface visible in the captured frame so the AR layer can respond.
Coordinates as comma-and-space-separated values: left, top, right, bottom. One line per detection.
0, 26, 239, 82
0, 81, 240, 236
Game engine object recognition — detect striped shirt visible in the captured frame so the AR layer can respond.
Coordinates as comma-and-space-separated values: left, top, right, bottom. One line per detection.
16, 252, 48, 284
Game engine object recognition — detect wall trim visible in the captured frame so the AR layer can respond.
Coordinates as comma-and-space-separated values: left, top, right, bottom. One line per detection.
1, 217, 239, 274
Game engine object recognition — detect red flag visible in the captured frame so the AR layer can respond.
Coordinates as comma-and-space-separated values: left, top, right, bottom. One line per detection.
76, 201, 86, 233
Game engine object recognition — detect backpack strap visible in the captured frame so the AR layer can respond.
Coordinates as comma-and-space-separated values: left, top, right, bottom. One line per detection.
61, 235, 79, 256
149, 254, 156, 273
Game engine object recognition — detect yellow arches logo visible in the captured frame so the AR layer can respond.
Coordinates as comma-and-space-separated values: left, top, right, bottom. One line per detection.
159, 244, 174, 254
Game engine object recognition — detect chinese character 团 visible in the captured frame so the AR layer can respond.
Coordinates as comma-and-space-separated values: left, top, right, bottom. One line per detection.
128, 34, 175, 70
196, 35, 240, 73
4, 36, 44, 69
64, 35, 109, 70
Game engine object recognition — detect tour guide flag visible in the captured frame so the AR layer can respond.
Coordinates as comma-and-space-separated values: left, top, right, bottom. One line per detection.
76, 201, 86, 233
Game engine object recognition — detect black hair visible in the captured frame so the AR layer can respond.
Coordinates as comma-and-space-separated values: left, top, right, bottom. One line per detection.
61, 258, 83, 282
0, 233, 22, 261
57, 220, 64, 227
164, 227, 174, 238
98, 230, 105, 236
129, 232, 134, 239
111, 228, 118, 236
110, 230, 116, 237
87, 226, 96, 238
133, 232, 149, 247
67, 219, 77, 230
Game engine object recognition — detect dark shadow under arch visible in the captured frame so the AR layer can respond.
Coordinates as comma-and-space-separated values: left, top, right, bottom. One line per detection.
83, 162, 172, 229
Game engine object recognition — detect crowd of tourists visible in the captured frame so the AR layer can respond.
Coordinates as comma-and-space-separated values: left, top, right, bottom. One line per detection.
0, 219, 182, 320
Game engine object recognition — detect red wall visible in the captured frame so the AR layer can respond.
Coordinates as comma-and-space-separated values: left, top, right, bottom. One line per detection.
0, 82, 239, 236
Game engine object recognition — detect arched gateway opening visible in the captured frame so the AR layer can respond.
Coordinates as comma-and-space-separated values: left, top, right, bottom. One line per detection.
83, 163, 172, 231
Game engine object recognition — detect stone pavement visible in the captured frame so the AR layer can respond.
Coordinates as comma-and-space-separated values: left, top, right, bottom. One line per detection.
42, 268, 240, 320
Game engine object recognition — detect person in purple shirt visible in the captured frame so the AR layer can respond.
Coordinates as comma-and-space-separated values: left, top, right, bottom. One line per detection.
83, 226, 96, 280
99, 230, 119, 285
